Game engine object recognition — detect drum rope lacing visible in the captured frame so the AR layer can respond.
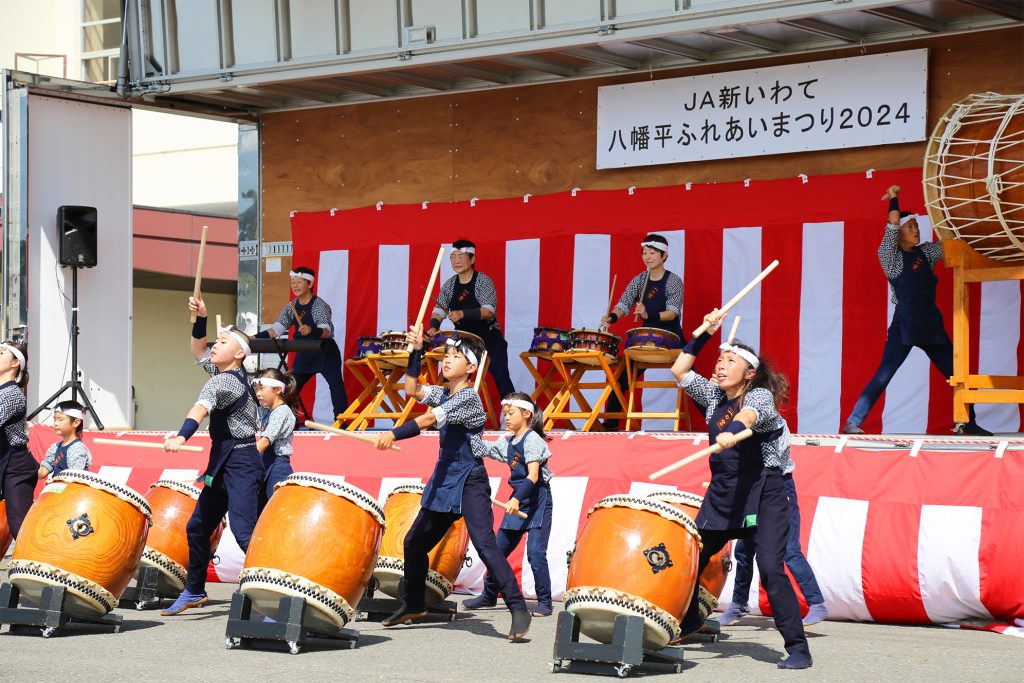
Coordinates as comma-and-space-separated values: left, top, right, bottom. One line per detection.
52, 470, 152, 520
375, 556, 453, 598
151, 479, 202, 500
141, 546, 188, 586
589, 495, 701, 542
239, 567, 354, 625
646, 490, 705, 508
8, 559, 119, 612
276, 473, 386, 526
564, 586, 681, 643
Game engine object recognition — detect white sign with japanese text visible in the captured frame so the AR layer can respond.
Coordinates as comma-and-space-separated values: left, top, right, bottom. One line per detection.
596, 49, 928, 169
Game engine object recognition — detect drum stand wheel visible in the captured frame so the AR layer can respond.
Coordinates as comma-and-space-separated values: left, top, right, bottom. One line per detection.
551, 611, 684, 677
356, 577, 458, 623
120, 565, 178, 611
224, 591, 359, 655
0, 582, 123, 637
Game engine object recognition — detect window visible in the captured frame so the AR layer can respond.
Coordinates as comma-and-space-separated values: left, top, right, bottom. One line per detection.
81, 0, 122, 84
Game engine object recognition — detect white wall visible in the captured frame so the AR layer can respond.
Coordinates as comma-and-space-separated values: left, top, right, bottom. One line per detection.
0, 0, 78, 77
26, 94, 133, 429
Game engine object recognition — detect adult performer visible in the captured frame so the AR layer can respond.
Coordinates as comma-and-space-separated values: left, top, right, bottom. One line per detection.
670, 309, 811, 670
427, 240, 515, 398
843, 186, 990, 436
254, 266, 349, 419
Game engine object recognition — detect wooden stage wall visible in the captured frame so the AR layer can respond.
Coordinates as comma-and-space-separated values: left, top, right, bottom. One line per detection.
259, 27, 1024, 320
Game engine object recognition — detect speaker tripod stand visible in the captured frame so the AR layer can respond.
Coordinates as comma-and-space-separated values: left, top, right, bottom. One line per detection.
28, 266, 104, 429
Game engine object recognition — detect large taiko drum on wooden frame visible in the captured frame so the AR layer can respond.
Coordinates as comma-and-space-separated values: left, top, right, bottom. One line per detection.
0, 500, 13, 558
647, 490, 733, 622
924, 93, 1024, 261
239, 474, 384, 631
138, 479, 225, 594
8, 471, 151, 616
373, 483, 469, 606
564, 494, 701, 650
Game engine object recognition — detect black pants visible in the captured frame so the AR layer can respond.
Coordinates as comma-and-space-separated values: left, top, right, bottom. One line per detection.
483, 329, 515, 398
682, 475, 809, 659
294, 350, 349, 419
1, 449, 38, 538
402, 467, 526, 612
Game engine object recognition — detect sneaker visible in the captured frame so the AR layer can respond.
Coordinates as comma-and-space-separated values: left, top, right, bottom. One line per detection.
777, 652, 813, 669
508, 610, 532, 641
463, 595, 497, 610
803, 603, 829, 626
962, 422, 993, 437
160, 590, 208, 616
718, 602, 749, 626
842, 421, 865, 435
381, 604, 428, 627
531, 604, 553, 617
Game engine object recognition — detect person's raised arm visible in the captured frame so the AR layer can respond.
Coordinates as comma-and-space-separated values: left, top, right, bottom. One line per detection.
189, 295, 209, 360
671, 309, 723, 381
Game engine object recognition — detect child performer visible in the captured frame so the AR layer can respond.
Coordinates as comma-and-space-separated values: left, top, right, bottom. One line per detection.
0, 341, 35, 538
252, 368, 297, 513
373, 330, 532, 641
464, 391, 554, 617
160, 295, 262, 616
670, 310, 811, 670
38, 401, 92, 479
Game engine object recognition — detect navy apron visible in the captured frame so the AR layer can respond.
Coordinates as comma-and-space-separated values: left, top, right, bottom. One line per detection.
259, 409, 293, 484
199, 368, 258, 486
499, 436, 549, 531
0, 382, 32, 498
421, 392, 485, 514
636, 270, 683, 340
891, 248, 949, 346
696, 397, 781, 531
450, 272, 492, 339
290, 295, 341, 374
51, 438, 84, 477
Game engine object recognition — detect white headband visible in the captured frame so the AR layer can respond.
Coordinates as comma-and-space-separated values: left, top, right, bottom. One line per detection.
0, 343, 25, 382
445, 337, 478, 366
289, 271, 315, 283
451, 246, 476, 255
59, 408, 85, 421
641, 240, 667, 251
899, 213, 918, 227
502, 398, 535, 413
218, 326, 252, 357
719, 343, 760, 370
254, 377, 285, 390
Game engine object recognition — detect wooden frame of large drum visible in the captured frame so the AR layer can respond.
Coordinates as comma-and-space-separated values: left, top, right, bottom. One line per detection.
373, 484, 469, 606
239, 474, 385, 631
564, 495, 701, 650
8, 471, 151, 617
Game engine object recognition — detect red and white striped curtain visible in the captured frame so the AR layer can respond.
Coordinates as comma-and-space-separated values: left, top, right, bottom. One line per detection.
290, 169, 1024, 434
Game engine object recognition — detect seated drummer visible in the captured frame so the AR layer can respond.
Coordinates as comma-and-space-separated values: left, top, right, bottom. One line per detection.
253, 266, 348, 420
427, 240, 515, 397
600, 233, 684, 430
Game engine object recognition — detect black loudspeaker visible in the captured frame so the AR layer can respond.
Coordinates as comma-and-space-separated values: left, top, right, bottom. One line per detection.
57, 205, 98, 268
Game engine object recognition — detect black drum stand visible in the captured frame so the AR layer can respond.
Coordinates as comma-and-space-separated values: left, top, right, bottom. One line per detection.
0, 583, 122, 637
551, 611, 684, 678
356, 577, 457, 623
224, 591, 359, 655
119, 565, 177, 610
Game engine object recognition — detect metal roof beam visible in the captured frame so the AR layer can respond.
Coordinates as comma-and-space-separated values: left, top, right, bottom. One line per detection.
706, 30, 783, 52
954, 0, 1024, 21
497, 55, 576, 77
864, 6, 942, 32
434, 63, 513, 84
562, 47, 644, 70
780, 17, 862, 43
316, 79, 393, 98
373, 71, 454, 91
631, 38, 710, 62
199, 89, 287, 108
255, 83, 338, 103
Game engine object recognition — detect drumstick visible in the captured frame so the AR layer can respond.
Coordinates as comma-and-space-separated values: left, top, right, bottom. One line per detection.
492, 497, 529, 519
419, 284, 447, 313
473, 350, 489, 393
727, 316, 741, 345
305, 420, 401, 451
190, 225, 208, 323
649, 428, 753, 481
633, 270, 649, 323
93, 437, 205, 453
691, 261, 779, 338
409, 246, 446, 352
289, 299, 303, 324
604, 274, 617, 326
216, 314, 223, 333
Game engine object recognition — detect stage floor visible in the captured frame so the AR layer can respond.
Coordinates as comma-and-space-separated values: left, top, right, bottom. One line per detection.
0, 581, 1018, 680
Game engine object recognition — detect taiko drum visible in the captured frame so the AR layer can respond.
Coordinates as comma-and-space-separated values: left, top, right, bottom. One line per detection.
9, 471, 151, 616
138, 479, 225, 593
564, 495, 700, 650
0, 500, 13, 558
647, 490, 733, 621
240, 473, 384, 630
374, 483, 469, 606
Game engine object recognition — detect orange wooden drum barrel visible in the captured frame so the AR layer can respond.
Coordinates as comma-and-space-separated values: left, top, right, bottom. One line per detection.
0, 500, 13, 558
564, 494, 701, 649
138, 479, 225, 594
8, 470, 151, 616
923, 93, 1024, 261
239, 473, 384, 630
647, 490, 733, 621
374, 483, 469, 606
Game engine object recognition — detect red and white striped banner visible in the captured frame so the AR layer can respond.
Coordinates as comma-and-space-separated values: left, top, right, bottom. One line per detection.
290, 169, 1024, 435
34, 427, 1023, 628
